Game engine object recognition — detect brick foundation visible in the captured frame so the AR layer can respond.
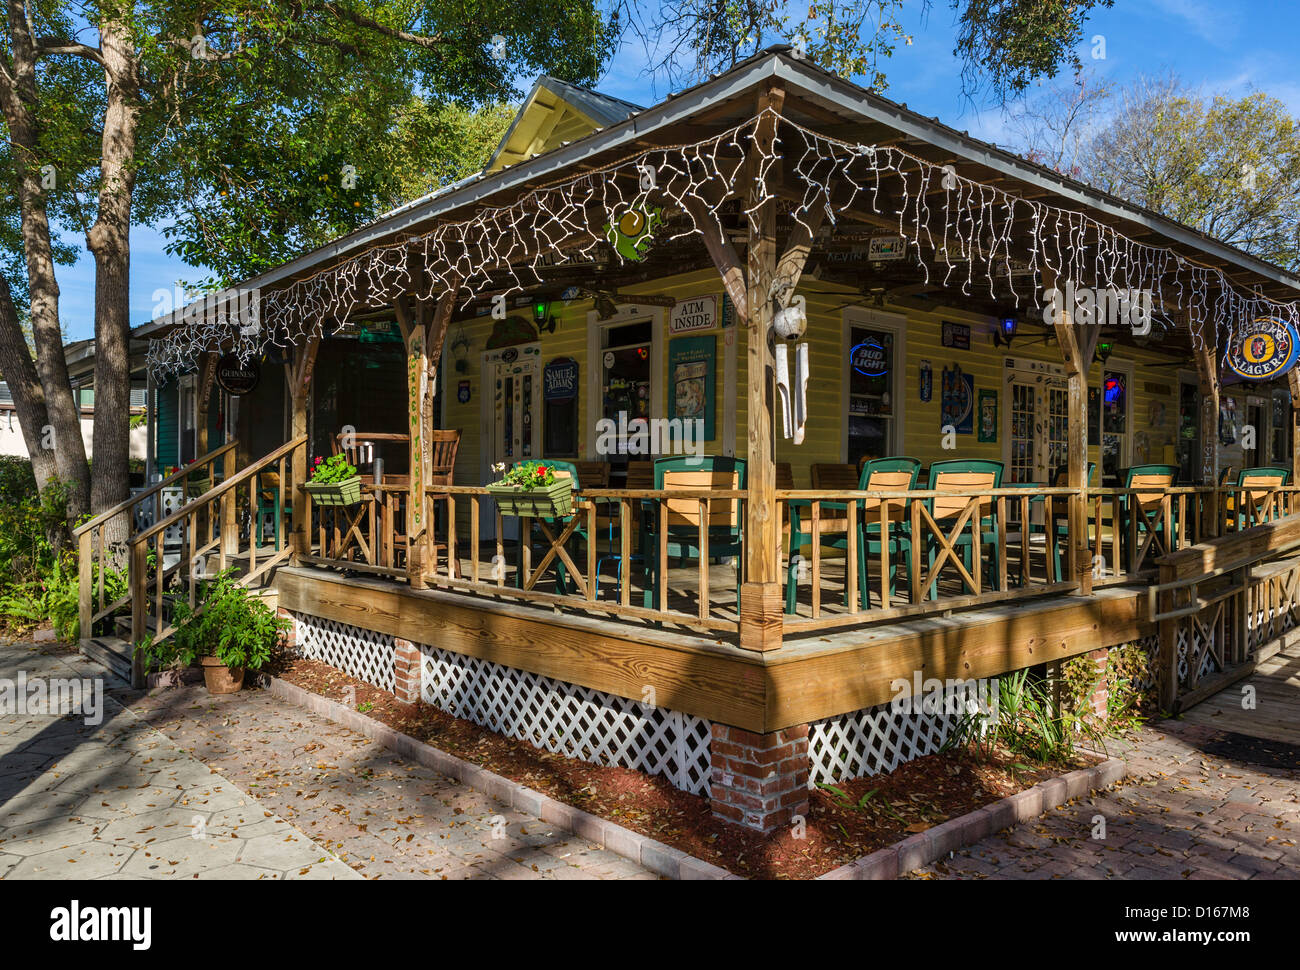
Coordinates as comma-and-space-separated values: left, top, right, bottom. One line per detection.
1086, 647, 1108, 719
709, 723, 809, 832
393, 638, 422, 704
277, 608, 297, 653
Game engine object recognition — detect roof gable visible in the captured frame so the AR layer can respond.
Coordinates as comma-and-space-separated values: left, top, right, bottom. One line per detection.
486, 76, 641, 173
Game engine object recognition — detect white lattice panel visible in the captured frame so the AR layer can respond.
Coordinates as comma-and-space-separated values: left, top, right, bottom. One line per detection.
1132, 634, 1161, 694
809, 679, 997, 784
294, 614, 395, 692
420, 645, 712, 795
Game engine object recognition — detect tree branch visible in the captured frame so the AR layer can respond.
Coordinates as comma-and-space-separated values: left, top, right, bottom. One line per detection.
34, 36, 105, 66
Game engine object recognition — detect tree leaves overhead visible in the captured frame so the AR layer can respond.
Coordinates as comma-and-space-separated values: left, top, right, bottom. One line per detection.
1084, 77, 1300, 273
627, 0, 1108, 98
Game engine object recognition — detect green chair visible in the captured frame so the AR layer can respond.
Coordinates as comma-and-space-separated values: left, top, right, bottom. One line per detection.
784, 457, 920, 613
1119, 464, 1178, 569
516, 460, 586, 595
255, 470, 290, 551
642, 457, 745, 614
1235, 466, 1291, 530
924, 459, 1003, 598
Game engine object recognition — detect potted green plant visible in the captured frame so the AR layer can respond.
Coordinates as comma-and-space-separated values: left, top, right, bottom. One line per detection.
303, 453, 362, 507
485, 461, 573, 517
136, 569, 289, 694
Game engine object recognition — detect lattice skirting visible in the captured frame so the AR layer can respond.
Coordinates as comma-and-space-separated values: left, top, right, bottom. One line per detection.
293, 613, 396, 693
419, 645, 712, 795
808, 679, 997, 784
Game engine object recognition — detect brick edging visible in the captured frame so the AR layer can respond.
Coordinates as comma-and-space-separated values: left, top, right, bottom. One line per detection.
816, 757, 1130, 880
259, 674, 739, 881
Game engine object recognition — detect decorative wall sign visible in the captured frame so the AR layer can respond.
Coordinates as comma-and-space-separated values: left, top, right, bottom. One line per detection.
978, 388, 998, 442
543, 357, 579, 400
604, 206, 662, 261
868, 235, 907, 260
940, 365, 974, 434
941, 321, 970, 350
1227, 317, 1299, 381
1088, 387, 1101, 446
720, 292, 737, 329
457, 380, 471, 404
919, 360, 932, 402
215, 354, 260, 395
669, 335, 716, 440
669, 295, 718, 335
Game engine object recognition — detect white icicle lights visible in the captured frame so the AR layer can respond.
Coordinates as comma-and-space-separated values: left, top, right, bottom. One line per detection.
147, 107, 1299, 381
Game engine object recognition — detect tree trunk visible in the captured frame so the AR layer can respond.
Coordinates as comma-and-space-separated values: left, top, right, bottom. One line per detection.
0, 275, 57, 489
85, 15, 142, 543
0, 1, 91, 517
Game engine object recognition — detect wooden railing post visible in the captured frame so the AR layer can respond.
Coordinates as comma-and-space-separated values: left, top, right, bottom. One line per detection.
130, 540, 147, 689
287, 337, 320, 565
1044, 265, 1092, 594
221, 445, 238, 556
78, 528, 93, 644
1156, 556, 1179, 711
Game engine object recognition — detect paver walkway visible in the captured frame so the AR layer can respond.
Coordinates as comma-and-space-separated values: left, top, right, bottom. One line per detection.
0, 642, 355, 880
912, 679, 1300, 880
2, 642, 653, 880
121, 671, 657, 880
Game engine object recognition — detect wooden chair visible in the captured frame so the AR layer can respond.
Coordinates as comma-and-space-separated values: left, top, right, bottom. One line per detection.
785, 458, 919, 613
642, 456, 746, 613
1119, 464, 1178, 570
1235, 465, 1290, 530
924, 459, 1003, 598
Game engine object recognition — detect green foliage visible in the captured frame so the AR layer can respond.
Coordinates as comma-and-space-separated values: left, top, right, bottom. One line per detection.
1085, 78, 1300, 272
636, 1, 1105, 98
137, 569, 288, 672
0, 554, 113, 641
1061, 642, 1154, 730
0, 458, 69, 582
309, 453, 357, 485
943, 669, 1106, 765
490, 460, 557, 490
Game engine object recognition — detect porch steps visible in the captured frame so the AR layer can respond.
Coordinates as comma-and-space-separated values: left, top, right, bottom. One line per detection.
79, 635, 133, 683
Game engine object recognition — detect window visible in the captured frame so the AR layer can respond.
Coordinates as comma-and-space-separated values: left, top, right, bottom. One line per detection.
1101, 368, 1128, 481
846, 325, 896, 465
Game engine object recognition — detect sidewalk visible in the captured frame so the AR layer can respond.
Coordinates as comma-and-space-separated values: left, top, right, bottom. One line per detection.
1, 642, 653, 880
910, 721, 1300, 880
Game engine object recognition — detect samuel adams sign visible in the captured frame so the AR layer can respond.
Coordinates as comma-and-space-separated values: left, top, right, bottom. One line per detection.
1227, 317, 1299, 381
215, 354, 261, 395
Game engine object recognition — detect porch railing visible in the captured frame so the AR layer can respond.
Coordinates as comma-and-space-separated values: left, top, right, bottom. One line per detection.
290, 479, 1300, 642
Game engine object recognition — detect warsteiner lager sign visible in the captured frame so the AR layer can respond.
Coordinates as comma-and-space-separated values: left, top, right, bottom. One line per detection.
1226, 317, 1299, 381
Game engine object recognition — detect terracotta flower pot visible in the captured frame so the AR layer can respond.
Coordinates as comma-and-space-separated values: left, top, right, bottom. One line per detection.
199, 655, 245, 694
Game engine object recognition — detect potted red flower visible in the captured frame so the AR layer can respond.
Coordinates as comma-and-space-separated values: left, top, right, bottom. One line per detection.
485, 461, 573, 517
303, 453, 362, 507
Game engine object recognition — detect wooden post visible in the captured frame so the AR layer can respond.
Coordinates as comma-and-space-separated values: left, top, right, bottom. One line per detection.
195, 351, 217, 459
1195, 342, 1221, 535
739, 84, 785, 652
287, 336, 321, 565
1288, 368, 1300, 486
1044, 266, 1092, 594
78, 528, 92, 646
222, 445, 238, 555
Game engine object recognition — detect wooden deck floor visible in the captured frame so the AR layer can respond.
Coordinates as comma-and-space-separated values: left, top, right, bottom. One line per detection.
1180, 636, 1300, 746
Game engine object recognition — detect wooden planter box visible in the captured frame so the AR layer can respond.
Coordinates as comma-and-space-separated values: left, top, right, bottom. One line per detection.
486, 478, 573, 518
304, 475, 363, 507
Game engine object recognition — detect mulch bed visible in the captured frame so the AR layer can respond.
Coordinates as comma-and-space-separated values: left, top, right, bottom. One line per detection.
270, 655, 1096, 880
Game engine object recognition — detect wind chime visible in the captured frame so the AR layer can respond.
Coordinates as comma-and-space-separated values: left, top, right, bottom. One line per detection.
774, 297, 809, 445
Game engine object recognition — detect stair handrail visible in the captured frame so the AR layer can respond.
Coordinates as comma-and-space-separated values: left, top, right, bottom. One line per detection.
73, 438, 239, 538
129, 435, 306, 548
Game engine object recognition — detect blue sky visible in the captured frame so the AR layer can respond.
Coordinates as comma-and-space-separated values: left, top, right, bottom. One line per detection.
55, 0, 1300, 341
